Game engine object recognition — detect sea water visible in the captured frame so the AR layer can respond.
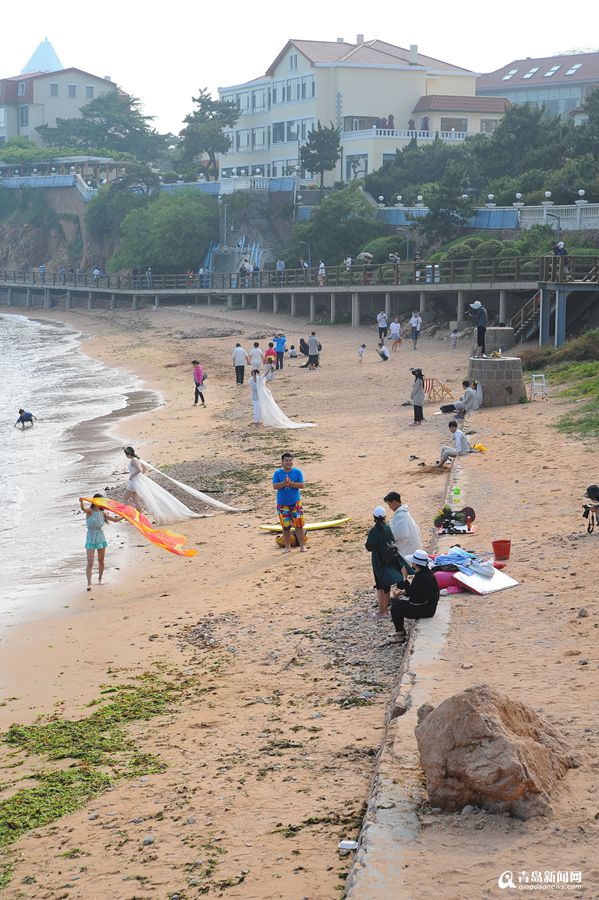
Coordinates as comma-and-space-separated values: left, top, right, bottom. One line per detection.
0, 314, 143, 606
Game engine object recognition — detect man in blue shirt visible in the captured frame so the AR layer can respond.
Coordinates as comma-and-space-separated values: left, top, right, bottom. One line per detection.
273, 333, 287, 370
272, 452, 307, 552
14, 408, 37, 429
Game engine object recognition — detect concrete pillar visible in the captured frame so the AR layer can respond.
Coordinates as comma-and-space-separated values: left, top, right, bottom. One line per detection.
256, 294, 262, 312
241, 293, 247, 309
290, 294, 296, 317
309, 293, 316, 323
539, 288, 551, 346
554, 289, 567, 347
7, 287, 13, 306
154, 295, 160, 309
87, 291, 93, 310
457, 290, 465, 322
499, 290, 508, 324
351, 292, 360, 328
330, 293, 336, 324
273, 294, 278, 314
110, 294, 116, 310
44, 290, 51, 310
227, 293, 233, 309
207, 294, 212, 306
65, 291, 72, 310
132, 295, 139, 311
385, 292, 391, 319
25, 288, 32, 308
419, 291, 426, 315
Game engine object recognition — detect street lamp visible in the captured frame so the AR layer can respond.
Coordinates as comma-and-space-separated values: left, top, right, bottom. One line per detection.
546, 212, 561, 239
395, 226, 411, 261
218, 195, 228, 249
544, 191, 552, 199
486, 193, 496, 207
513, 192, 524, 210
578, 189, 586, 198
395, 195, 403, 206
378, 195, 385, 207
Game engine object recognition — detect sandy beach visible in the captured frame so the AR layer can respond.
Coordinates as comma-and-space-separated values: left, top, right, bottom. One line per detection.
0, 301, 597, 898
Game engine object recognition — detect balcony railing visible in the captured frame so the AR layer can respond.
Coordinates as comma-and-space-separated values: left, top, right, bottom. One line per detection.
341, 128, 468, 141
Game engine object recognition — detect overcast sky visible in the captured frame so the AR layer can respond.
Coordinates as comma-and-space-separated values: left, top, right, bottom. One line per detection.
4, 0, 596, 134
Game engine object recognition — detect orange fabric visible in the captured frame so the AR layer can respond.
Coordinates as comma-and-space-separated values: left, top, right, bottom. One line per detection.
84, 497, 197, 557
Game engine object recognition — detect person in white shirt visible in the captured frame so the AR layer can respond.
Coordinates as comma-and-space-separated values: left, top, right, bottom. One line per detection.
357, 344, 366, 365
453, 380, 480, 417
344, 256, 353, 271
376, 311, 388, 340
232, 343, 249, 385
384, 491, 421, 558
410, 312, 422, 350
377, 342, 390, 361
318, 260, 326, 286
249, 342, 263, 370
389, 317, 402, 351
437, 420, 471, 466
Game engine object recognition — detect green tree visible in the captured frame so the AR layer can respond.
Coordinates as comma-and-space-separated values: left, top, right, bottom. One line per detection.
418, 161, 474, 245
287, 184, 390, 265
85, 184, 148, 242
109, 192, 218, 272
37, 93, 165, 162
300, 122, 341, 192
179, 88, 238, 178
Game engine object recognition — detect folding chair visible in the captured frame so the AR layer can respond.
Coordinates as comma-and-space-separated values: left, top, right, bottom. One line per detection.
424, 377, 454, 402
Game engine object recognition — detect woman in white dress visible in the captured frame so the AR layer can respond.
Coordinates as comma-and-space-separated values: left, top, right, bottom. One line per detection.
253, 376, 315, 429
123, 446, 242, 523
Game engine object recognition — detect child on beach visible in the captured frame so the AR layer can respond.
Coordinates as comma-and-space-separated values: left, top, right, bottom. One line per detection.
390, 318, 402, 351
357, 344, 366, 364
450, 328, 458, 349
263, 342, 277, 382
14, 408, 37, 429
289, 345, 298, 362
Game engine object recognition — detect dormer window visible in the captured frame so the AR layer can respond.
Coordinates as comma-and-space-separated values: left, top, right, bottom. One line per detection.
289, 53, 298, 71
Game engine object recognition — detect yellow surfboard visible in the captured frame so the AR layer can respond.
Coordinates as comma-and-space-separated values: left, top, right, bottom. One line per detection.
260, 516, 352, 533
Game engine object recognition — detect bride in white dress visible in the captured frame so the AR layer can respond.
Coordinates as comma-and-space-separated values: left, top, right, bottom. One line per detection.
251, 373, 315, 429
123, 446, 241, 524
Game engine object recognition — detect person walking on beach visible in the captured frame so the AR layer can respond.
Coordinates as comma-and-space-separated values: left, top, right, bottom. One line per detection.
249, 342, 264, 371
307, 331, 320, 370
469, 300, 488, 357
410, 368, 425, 426
436, 420, 471, 467
192, 360, 206, 407
273, 452, 307, 553
274, 332, 287, 370
80, 494, 121, 591
365, 506, 405, 619
450, 327, 458, 349
357, 344, 366, 365
249, 369, 262, 426
410, 311, 422, 350
14, 408, 37, 429
390, 551, 439, 643
389, 317, 402, 351
376, 311, 388, 340
232, 343, 248, 385
263, 342, 277, 382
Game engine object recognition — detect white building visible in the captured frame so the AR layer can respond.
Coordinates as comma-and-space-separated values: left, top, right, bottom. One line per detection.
218, 36, 509, 184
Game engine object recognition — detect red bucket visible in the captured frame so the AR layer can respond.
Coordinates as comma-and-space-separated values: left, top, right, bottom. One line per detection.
492, 540, 511, 561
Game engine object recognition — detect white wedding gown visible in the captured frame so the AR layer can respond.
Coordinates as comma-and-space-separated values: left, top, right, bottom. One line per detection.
126, 459, 241, 524
256, 376, 315, 429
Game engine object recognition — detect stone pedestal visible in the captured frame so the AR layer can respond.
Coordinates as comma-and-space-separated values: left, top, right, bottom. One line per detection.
468, 357, 526, 407
471, 326, 515, 355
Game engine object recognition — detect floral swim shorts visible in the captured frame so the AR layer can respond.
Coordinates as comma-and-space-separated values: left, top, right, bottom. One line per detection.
277, 501, 305, 529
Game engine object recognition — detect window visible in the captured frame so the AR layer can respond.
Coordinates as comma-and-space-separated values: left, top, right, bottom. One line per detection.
502, 69, 518, 81
0, 107, 5, 128
480, 119, 499, 133
17, 81, 26, 96
86, 85, 94, 99
236, 129, 249, 150
440, 117, 467, 133
522, 67, 540, 79
68, 84, 77, 97
50, 82, 58, 96
286, 120, 299, 141
252, 127, 266, 148
19, 105, 29, 127
544, 65, 561, 77
301, 75, 315, 99
252, 89, 265, 111
272, 122, 285, 143
237, 92, 249, 111
289, 53, 298, 71
565, 63, 582, 75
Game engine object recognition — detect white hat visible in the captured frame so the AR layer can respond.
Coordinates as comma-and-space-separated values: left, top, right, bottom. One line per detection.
406, 549, 431, 567
372, 506, 386, 518
470, 301, 482, 310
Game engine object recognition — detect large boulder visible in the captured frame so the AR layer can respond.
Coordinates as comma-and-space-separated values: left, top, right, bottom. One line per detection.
415, 684, 580, 819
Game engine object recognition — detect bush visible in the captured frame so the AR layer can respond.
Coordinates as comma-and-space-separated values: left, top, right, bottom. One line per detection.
520, 329, 599, 370
360, 235, 404, 262
444, 243, 474, 261
472, 239, 503, 259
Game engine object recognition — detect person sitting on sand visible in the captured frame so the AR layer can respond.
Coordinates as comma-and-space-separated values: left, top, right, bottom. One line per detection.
441, 380, 479, 418
436, 420, 471, 467
377, 341, 390, 361
390, 550, 439, 643
384, 491, 421, 558
14, 408, 37, 429
365, 506, 405, 619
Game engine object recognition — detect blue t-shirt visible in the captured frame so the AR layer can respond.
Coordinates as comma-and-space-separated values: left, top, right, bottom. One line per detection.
18, 411, 33, 422
273, 467, 303, 506
274, 336, 286, 353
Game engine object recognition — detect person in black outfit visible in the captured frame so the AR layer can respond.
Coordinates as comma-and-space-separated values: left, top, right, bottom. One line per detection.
365, 506, 407, 618
390, 549, 439, 642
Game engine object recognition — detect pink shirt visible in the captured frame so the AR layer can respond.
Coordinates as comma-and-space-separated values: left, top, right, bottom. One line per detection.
193, 364, 204, 384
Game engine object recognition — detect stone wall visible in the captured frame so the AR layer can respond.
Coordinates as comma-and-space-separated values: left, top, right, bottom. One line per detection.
468, 356, 526, 407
